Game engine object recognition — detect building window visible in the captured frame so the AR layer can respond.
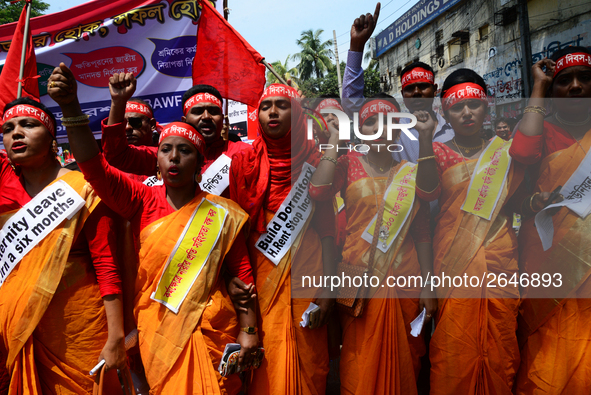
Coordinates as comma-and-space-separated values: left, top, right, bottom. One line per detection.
479, 24, 489, 40
436, 29, 443, 43
448, 38, 465, 66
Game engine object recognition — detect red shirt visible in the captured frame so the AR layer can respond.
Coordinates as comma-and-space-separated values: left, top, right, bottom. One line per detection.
509, 121, 576, 165
78, 153, 254, 285
101, 119, 251, 197
0, 156, 122, 296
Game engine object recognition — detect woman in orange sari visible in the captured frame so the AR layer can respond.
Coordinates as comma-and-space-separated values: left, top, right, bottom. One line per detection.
48, 64, 259, 395
0, 97, 126, 394
415, 68, 524, 394
509, 46, 591, 394
230, 84, 333, 395
309, 97, 437, 394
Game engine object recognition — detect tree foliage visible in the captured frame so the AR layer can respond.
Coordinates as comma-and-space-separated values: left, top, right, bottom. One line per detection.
292, 29, 334, 81
266, 55, 299, 86
0, 0, 49, 25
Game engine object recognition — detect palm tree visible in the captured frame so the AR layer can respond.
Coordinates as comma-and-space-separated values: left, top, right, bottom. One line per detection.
266, 55, 299, 86
292, 29, 334, 81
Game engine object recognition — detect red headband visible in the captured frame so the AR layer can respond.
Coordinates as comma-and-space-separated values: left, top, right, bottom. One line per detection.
158, 122, 205, 156
316, 98, 344, 112
359, 99, 399, 125
3, 104, 55, 137
401, 67, 434, 89
259, 83, 299, 104
183, 92, 222, 115
442, 83, 487, 111
125, 102, 153, 118
554, 52, 591, 77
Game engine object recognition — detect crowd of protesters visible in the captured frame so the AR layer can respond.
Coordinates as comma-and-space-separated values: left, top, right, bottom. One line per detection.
1, 2, 591, 395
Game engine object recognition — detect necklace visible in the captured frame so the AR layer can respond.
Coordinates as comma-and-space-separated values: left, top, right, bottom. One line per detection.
555, 111, 591, 127
452, 138, 476, 177
365, 154, 393, 172
453, 137, 485, 152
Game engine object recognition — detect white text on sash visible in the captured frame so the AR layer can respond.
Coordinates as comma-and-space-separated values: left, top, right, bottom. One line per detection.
0, 180, 85, 287
151, 198, 227, 313
199, 154, 232, 196
255, 162, 316, 265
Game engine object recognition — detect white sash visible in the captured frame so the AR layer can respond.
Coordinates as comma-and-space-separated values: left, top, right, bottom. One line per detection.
0, 180, 85, 287
143, 175, 163, 187
199, 154, 232, 196
255, 162, 316, 265
535, 147, 591, 250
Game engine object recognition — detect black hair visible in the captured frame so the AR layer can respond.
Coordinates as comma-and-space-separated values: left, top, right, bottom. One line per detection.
128, 97, 155, 117
182, 85, 223, 108
494, 117, 510, 128
400, 61, 435, 81
440, 68, 486, 99
550, 45, 591, 63
3, 97, 57, 135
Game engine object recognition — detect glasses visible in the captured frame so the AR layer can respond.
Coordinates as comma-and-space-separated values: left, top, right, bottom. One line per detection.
126, 117, 146, 129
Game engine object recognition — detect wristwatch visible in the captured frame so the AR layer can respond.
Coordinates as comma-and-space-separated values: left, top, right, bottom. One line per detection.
240, 326, 258, 334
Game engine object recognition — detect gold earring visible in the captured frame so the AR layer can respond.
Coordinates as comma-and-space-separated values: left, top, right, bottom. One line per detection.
52, 140, 58, 155
156, 164, 161, 180
195, 173, 202, 183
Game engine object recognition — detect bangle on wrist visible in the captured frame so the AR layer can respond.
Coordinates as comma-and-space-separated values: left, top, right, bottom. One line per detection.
320, 155, 338, 165
240, 326, 258, 334
524, 106, 547, 116
61, 114, 90, 127
417, 155, 436, 163
529, 192, 541, 213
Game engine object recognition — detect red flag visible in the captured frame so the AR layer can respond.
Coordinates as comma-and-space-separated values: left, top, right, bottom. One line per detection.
193, 0, 266, 108
0, 0, 39, 115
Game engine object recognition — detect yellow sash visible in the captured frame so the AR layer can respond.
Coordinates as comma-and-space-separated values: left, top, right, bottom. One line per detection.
363, 162, 417, 253
462, 136, 512, 220
152, 198, 228, 313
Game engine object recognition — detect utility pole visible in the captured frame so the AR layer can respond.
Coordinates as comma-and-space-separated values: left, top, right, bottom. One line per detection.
518, 0, 533, 98
333, 30, 343, 98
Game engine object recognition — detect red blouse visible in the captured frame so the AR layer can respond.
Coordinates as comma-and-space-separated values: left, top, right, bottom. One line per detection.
509, 121, 576, 165
78, 154, 254, 285
101, 119, 251, 193
0, 156, 121, 297
309, 154, 431, 244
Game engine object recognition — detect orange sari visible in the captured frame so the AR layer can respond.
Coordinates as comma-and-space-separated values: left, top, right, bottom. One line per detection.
515, 131, 591, 394
247, 208, 329, 395
338, 162, 425, 395
0, 172, 122, 394
429, 158, 524, 395
134, 193, 247, 395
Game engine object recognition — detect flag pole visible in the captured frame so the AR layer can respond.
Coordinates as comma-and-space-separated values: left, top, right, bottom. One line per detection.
223, 0, 230, 130
261, 59, 288, 85
17, 0, 32, 99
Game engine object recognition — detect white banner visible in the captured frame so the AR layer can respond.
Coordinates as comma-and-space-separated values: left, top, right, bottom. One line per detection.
0, 180, 85, 287
199, 154, 231, 196
255, 162, 316, 265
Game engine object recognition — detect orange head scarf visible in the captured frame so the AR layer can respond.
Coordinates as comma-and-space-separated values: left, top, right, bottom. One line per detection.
230, 84, 320, 232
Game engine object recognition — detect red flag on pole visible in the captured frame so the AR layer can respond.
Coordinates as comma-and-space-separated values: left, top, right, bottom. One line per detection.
0, 0, 39, 115
193, 0, 266, 108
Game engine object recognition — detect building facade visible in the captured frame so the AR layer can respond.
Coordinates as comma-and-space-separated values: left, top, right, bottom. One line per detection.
373, 0, 591, 125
